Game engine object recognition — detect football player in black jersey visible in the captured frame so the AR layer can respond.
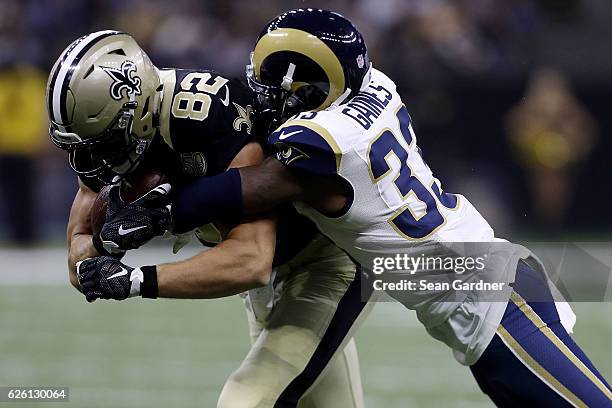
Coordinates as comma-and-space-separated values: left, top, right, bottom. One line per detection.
47, 31, 367, 407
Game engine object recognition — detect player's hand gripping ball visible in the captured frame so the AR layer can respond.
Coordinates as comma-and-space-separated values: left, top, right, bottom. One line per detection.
91, 170, 173, 257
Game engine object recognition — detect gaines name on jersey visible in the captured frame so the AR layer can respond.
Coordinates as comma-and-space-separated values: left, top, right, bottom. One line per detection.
341, 84, 393, 130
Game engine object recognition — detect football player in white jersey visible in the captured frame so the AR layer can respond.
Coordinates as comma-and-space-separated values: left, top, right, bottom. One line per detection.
94, 9, 611, 407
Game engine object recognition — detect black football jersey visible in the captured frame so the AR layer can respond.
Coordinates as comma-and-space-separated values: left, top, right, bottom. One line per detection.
80, 68, 318, 265
161, 68, 254, 179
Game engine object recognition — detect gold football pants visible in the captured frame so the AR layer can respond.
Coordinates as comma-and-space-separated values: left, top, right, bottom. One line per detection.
218, 235, 373, 408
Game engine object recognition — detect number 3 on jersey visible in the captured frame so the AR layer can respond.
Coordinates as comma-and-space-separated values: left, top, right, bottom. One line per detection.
171, 72, 228, 121
368, 106, 455, 239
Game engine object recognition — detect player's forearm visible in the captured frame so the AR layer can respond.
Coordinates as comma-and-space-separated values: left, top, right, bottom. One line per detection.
156, 238, 273, 298
67, 233, 99, 290
172, 158, 304, 233
67, 181, 99, 290
162, 143, 275, 297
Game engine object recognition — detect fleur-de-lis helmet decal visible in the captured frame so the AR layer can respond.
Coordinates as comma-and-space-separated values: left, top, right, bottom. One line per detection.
101, 60, 142, 100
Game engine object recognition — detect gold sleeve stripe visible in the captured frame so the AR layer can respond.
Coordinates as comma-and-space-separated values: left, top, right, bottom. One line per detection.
253, 28, 346, 110
510, 292, 612, 401
497, 325, 587, 408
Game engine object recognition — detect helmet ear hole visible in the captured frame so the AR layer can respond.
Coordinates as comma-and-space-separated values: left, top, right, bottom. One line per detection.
107, 48, 126, 56
83, 65, 95, 79
282, 85, 327, 121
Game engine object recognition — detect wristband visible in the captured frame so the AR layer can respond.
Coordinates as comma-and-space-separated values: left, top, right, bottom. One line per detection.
140, 265, 159, 299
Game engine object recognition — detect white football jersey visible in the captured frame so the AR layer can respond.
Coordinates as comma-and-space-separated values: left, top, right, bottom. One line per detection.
268, 67, 520, 365
270, 68, 494, 253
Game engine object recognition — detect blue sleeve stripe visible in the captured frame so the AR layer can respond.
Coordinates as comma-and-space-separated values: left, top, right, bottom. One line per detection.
269, 120, 342, 175
272, 120, 341, 169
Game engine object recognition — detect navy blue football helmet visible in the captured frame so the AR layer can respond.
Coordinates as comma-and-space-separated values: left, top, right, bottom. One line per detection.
247, 8, 370, 134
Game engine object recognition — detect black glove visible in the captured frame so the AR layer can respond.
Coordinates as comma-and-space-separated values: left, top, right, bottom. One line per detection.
76, 256, 136, 302
93, 183, 172, 257
76, 256, 158, 302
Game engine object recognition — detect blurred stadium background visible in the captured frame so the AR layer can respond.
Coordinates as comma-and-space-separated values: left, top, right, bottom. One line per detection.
0, 0, 611, 407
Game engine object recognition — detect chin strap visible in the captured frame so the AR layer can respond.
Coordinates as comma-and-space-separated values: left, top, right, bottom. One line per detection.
281, 63, 296, 91
128, 91, 150, 157
329, 63, 373, 110
329, 87, 353, 109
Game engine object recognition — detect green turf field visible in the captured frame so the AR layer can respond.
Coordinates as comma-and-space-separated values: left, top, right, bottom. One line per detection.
1, 246, 611, 407
1, 283, 610, 407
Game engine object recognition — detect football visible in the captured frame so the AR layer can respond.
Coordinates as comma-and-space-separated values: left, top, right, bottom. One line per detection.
90, 170, 169, 234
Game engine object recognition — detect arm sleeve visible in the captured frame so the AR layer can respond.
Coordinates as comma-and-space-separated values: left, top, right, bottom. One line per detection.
171, 168, 243, 234
267, 122, 341, 176
171, 121, 340, 234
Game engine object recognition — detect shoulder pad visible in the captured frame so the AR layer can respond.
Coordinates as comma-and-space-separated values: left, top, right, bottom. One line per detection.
268, 119, 342, 175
